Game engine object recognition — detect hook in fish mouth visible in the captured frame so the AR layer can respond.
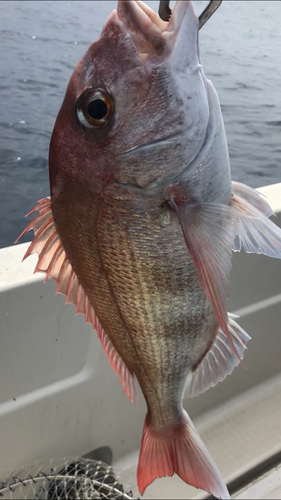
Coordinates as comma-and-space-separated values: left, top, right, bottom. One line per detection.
158, 0, 223, 28
116, 1, 199, 68
158, 0, 172, 22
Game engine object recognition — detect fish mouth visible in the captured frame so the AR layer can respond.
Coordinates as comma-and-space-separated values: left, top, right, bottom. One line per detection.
116, 1, 199, 69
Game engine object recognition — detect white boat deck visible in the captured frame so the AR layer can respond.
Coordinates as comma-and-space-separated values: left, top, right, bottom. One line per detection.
0, 183, 281, 499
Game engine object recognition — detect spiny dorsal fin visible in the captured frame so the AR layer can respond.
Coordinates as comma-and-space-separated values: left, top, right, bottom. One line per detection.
16, 198, 137, 404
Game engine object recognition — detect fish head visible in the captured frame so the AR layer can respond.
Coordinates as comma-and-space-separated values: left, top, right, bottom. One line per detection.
49, 1, 210, 194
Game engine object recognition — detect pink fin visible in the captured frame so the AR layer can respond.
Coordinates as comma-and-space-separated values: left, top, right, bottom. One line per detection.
186, 313, 251, 398
231, 190, 281, 258
137, 411, 230, 499
168, 197, 238, 357
16, 198, 137, 404
232, 181, 273, 217
168, 181, 281, 358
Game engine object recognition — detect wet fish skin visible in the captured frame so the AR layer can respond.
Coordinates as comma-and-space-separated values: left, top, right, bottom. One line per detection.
51, 179, 217, 391
49, 3, 210, 193
47, 2, 232, 498
49, 173, 227, 498
49, 0, 217, 401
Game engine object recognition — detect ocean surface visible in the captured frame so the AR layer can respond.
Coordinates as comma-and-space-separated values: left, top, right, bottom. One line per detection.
1, 1, 281, 249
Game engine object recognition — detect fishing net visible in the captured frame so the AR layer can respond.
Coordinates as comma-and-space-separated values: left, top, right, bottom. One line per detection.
0, 458, 135, 500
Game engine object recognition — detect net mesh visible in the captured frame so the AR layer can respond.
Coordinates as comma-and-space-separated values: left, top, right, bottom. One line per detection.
0, 458, 135, 500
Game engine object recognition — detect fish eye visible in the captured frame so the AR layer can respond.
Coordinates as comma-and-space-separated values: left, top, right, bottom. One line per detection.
76, 88, 114, 129
88, 99, 108, 120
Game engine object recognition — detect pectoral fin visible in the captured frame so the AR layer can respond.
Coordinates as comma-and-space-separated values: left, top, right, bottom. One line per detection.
232, 181, 273, 217
168, 193, 239, 355
167, 180, 281, 358
231, 181, 281, 257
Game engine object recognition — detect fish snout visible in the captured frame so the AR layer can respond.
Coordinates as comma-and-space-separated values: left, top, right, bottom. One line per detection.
116, 1, 200, 70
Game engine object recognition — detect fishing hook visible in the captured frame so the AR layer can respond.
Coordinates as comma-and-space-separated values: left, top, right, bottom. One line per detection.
158, 0, 171, 22
198, 0, 223, 29
158, 0, 223, 28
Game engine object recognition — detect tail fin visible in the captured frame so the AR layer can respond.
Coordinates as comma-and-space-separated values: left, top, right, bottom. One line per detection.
137, 411, 230, 499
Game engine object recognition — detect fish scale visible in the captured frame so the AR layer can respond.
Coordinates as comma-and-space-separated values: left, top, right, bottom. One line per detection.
94, 192, 217, 402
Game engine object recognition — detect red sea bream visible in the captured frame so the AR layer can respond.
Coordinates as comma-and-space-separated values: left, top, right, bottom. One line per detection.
17, 1, 281, 498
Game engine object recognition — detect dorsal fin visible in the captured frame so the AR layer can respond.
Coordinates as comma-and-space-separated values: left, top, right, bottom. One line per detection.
15, 198, 137, 404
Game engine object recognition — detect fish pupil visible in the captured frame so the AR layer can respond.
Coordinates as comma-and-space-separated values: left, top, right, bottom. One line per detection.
88, 99, 108, 120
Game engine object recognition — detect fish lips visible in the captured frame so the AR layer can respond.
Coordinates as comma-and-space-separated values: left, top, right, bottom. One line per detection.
114, 1, 200, 73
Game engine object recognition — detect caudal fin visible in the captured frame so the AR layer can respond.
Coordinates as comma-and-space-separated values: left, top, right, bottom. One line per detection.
137, 411, 230, 499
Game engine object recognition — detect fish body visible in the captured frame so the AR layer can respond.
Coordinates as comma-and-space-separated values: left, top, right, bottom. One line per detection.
17, 1, 281, 498
50, 78, 228, 415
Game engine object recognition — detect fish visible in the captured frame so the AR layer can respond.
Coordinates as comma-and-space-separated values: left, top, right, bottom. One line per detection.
16, 1, 281, 498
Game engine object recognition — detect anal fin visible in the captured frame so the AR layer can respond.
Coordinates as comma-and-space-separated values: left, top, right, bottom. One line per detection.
186, 314, 251, 398
16, 198, 137, 404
